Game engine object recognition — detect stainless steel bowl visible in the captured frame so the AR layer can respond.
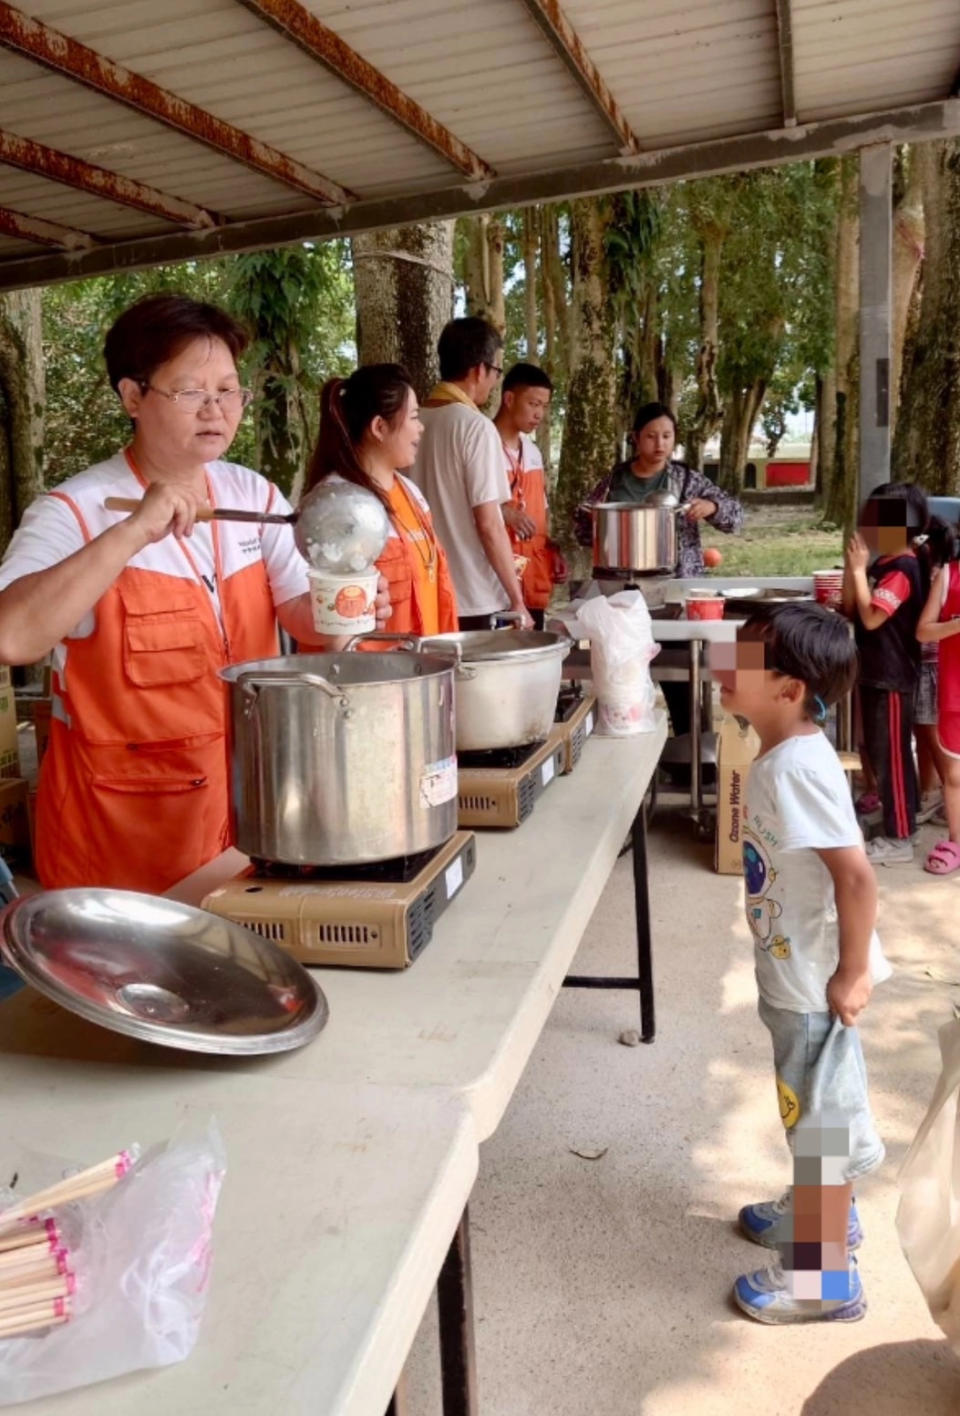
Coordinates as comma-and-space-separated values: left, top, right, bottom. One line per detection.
0, 890, 328, 1055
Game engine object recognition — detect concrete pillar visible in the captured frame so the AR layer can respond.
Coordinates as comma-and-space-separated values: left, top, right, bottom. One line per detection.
858, 143, 893, 500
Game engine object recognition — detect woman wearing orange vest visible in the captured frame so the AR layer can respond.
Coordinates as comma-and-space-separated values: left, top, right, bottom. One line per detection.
0, 294, 386, 895
495, 363, 567, 630
304, 365, 457, 638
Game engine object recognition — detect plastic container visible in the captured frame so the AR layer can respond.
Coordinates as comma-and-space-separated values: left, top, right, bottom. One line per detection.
813, 570, 844, 610
308, 567, 378, 635
684, 595, 724, 621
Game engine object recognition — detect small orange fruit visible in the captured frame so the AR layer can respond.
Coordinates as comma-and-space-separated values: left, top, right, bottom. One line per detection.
703, 547, 723, 568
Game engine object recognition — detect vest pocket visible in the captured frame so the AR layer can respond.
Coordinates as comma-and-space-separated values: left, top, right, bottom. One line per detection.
122, 611, 207, 688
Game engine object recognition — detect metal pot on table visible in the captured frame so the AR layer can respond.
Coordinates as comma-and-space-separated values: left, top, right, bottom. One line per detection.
587, 493, 691, 577
221, 650, 457, 867
416, 629, 572, 752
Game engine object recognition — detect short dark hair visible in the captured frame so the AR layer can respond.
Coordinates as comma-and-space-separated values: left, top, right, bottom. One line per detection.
502, 362, 553, 396
437, 317, 503, 381
632, 401, 677, 435
858, 480, 929, 536
742, 602, 857, 722
104, 294, 250, 392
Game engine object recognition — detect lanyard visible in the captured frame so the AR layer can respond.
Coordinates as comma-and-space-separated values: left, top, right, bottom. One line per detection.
122, 447, 230, 657
502, 439, 525, 503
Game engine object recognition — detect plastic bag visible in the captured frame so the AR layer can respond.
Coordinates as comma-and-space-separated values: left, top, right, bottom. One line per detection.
0, 1119, 225, 1406
553, 590, 660, 736
896, 1019, 960, 1352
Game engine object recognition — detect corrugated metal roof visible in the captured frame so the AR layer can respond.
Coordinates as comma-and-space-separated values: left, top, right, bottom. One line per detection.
0, 0, 959, 288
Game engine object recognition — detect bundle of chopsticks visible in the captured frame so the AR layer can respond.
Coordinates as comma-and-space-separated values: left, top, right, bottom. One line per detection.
0, 1149, 137, 1340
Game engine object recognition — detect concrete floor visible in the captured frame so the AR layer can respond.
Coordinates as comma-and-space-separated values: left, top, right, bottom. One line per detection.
403, 804, 960, 1415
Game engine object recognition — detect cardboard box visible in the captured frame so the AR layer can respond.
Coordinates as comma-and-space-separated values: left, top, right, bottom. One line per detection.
0, 778, 30, 856
715, 715, 760, 875
0, 667, 19, 780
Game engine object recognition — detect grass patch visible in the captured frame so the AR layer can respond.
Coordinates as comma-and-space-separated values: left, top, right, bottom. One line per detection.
702, 513, 843, 577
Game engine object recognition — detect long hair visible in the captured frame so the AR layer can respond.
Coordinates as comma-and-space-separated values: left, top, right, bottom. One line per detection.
305, 364, 414, 507
860, 481, 953, 599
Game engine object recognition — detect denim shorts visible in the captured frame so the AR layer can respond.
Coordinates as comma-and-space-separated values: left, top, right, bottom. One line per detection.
758, 997, 885, 1182
915, 659, 938, 726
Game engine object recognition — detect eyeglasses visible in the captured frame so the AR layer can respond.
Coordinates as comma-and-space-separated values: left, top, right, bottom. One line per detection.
484, 362, 504, 378
143, 384, 254, 413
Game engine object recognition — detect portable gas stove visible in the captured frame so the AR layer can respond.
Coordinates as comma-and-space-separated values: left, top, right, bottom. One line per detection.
456, 737, 565, 829
549, 685, 598, 775
201, 831, 476, 970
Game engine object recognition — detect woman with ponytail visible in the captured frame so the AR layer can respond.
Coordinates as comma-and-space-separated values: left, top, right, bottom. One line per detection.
305, 365, 457, 637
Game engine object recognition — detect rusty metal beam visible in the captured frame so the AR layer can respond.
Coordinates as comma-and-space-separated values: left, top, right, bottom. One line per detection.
2, 96, 960, 292
774, 0, 798, 126
0, 128, 216, 229
0, 1, 354, 206
234, 0, 494, 181
0, 204, 95, 249
518, 0, 639, 155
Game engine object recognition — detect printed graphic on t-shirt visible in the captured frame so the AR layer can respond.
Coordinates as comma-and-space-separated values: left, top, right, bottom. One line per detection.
743, 830, 792, 961
871, 569, 911, 616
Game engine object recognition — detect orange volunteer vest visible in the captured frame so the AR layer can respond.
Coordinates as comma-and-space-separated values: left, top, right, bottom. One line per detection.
37, 463, 282, 894
504, 441, 553, 611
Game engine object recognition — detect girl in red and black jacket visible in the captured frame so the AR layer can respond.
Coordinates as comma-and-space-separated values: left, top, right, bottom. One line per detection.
844, 482, 943, 867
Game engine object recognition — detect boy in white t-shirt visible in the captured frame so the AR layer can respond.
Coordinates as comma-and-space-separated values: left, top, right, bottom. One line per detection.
710, 603, 888, 1324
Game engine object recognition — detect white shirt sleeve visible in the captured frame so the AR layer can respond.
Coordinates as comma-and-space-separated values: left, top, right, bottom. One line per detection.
257, 484, 310, 606
0, 495, 86, 592
463, 418, 512, 509
774, 767, 863, 852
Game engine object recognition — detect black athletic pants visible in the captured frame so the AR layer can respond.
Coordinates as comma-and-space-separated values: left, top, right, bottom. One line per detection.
858, 684, 917, 840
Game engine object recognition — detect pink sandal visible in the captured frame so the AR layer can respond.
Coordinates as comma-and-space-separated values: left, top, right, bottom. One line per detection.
924, 840, 960, 876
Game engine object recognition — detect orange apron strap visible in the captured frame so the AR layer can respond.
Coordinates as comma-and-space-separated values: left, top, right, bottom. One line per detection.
48, 491, 93, 545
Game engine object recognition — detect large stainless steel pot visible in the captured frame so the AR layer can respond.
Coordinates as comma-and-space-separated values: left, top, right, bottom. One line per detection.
588, 501, 691, 576
221, 651, 457, 867
417, 629, 572, 751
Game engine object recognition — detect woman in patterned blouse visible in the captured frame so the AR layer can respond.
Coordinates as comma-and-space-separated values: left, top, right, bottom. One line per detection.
574, 402, 743, 575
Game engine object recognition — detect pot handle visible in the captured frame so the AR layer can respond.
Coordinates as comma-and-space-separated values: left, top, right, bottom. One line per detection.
235, 670, 350, 713
342, 632, 422, 653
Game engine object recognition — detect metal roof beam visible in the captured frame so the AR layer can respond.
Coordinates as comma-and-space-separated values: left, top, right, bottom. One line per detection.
518, 0, 639, 155
0, 129, 217, 228
234, 0, 494, 181
0, 205, 95, 249
2, 96, 959, 292
773, 0, 798, 126
0, 1, 354, 206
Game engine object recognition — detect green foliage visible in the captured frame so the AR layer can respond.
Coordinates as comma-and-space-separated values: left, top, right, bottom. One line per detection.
41, 244, 354, 493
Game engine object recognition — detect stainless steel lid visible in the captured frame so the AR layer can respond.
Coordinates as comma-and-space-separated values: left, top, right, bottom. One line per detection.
420, 630, 572, 664
0, 890, 328, 1055
221, 651, 455, 687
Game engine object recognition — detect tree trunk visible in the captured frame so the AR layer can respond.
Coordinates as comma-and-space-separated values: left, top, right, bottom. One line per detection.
891, 146, 925, 436
556, 198, 618, 565
0, 288, 44, 555
352, 222, 455, 401
718, 379, 766, 493
893, 140, 960, 493
685, 226, 725, 470
817, 368, 837, 507
542, 205, 573, 368
523, 209, 539, 361
461, 214, 505, 335
825, 155, 860, 529
809, 381, 821, 494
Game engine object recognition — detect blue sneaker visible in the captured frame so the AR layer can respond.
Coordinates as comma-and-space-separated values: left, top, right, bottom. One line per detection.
733, 1256, 866, 1324
738, 1188, 863, 1250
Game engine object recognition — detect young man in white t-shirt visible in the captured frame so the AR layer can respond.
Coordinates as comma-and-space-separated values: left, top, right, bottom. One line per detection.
412, 318, 531, 630
710, 603, 888, 1324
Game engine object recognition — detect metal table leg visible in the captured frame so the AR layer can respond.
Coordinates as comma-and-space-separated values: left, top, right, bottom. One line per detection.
437, 1207, 478, 1416
563, 800, 656, 1041
689, 638, 702, 814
